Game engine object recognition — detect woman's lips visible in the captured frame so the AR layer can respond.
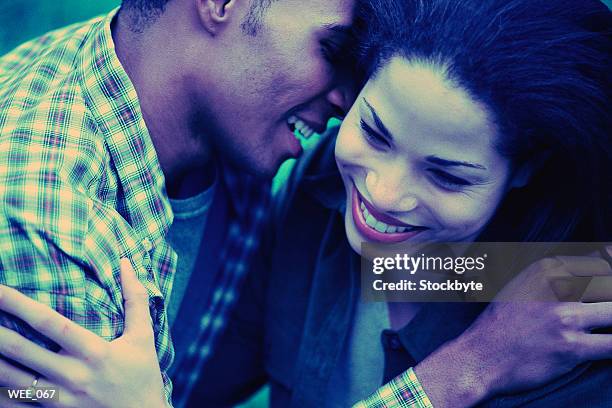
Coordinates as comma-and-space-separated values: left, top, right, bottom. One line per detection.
351, 184, 425, 244
359, 189, 414, 228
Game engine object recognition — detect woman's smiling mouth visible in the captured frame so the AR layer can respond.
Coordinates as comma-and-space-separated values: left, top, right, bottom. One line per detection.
351, 183, 427, 243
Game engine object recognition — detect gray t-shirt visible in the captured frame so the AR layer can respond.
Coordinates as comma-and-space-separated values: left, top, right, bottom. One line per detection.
166, 183, 216, 327
326, 300, 390, 406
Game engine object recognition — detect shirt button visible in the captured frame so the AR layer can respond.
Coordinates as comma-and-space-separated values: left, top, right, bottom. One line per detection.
389, 335, 402, 350
142, 238, 153, 252
382, 330, 403, 351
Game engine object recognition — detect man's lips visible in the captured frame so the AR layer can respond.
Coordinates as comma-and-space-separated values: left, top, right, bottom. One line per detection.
297, 116, 327, 134
287, 115, 327, 135
284, 124, 303, 159
351, 184, 426, 244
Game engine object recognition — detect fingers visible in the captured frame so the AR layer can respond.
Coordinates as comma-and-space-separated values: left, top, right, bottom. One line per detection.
0, 395, 31, 408
552, 256, 612, 277
0, 358, 37, 388
577, 302, 612, 329
0, 286, 105, 357
579, 333, 612, 360
0, 327, 78, 385
118, 258, 153, 340
0, 359, 56, 395
537, 257, 612, 301
0, 360, 72, 408
581, 276, 612, 303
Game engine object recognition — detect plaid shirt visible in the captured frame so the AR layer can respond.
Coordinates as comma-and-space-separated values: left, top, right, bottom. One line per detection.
170, 167, 271, 407
355, 368, 433, 408
0, 8, 430, 408
0, 9, 272, 406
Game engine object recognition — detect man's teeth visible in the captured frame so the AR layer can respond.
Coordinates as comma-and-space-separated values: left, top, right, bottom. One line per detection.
359, 202, 413, 234
288, 115, 316, 139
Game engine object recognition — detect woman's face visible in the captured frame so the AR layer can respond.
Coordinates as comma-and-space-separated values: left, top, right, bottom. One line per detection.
335, 57, 520, 255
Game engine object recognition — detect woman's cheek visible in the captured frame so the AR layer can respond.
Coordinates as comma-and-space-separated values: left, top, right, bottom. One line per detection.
433, 193, 494, 238
336, 121, 371, 163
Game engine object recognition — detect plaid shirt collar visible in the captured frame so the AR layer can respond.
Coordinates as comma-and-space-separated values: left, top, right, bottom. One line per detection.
1, 7, 276, 405
81, 9, 174, 253
85, 12, 275, 405
79, 10, 264, 244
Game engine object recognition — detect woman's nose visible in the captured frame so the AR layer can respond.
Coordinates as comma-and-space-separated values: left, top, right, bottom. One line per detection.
365, 171, 418, 212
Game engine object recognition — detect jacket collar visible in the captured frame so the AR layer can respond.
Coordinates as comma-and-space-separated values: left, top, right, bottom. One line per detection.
299, 128, 346, 212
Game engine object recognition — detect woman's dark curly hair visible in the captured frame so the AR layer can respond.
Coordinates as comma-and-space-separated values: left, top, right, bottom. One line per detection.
354, 0, 611, 242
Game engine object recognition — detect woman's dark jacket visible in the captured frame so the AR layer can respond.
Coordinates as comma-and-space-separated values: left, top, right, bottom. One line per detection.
187, 132, 611, 408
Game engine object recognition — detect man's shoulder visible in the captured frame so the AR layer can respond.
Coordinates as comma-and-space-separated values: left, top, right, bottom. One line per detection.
0, 19, 113, 198
0, 78, 112, 252
0, 13, 108, 140
0, 88, 109, 192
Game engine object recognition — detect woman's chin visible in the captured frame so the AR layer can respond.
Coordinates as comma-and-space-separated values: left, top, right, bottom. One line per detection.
344, 213, 363, 255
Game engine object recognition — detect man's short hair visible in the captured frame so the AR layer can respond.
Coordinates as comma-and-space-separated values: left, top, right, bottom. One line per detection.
241, 0, 278, 36
120, 0, 171, 32
121, 0, 277, 34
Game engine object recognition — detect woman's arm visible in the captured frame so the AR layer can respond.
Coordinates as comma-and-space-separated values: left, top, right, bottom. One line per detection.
356, 253, 612, 408
0, 259, 168, 408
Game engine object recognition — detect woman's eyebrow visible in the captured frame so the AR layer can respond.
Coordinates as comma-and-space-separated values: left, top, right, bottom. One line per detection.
363, 98, 394, 142
362, 98, 486, 171
426, 156, 487, 170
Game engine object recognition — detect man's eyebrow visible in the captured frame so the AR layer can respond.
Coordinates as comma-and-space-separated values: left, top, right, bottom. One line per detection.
426, 156, 487, 170
321, 23, 352, 36
363, 98, 394, 141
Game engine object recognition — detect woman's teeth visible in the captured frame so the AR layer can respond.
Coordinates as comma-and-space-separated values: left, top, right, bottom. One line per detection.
360, 202, 417, 234
288, 116, 316, 139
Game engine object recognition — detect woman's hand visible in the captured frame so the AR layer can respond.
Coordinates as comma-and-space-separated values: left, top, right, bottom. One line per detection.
0, 259, 167, 408
415, 253, 612, 407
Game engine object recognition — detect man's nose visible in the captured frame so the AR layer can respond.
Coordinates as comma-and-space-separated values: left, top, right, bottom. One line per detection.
365, 171, 418, 213
326, 85, 355, 117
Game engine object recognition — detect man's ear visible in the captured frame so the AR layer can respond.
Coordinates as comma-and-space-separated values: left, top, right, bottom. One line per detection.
196, 0, 236, 35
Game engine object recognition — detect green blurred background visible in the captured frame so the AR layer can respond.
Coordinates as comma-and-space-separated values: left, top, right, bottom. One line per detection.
1, 1, 610, 407
1, 0, 611, 55
2, 0, 611, 56
0, 0, 120, 54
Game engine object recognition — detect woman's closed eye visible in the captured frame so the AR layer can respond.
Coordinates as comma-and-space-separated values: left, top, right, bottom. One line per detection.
360, 119, 391, 149
428, 168, 472, 190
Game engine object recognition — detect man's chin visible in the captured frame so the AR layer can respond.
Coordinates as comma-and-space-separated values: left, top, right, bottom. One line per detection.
226, 158, 281, 180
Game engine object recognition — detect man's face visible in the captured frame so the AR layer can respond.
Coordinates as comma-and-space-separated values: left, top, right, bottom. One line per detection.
192, 0, 355, 178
